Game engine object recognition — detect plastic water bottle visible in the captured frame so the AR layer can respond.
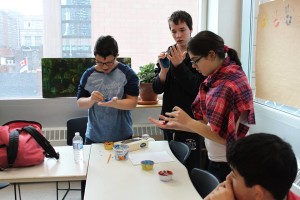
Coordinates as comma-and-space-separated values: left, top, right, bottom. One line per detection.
73, 132, 84, 163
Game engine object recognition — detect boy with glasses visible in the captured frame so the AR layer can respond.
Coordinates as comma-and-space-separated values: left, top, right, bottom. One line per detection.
77, 35, 139, 144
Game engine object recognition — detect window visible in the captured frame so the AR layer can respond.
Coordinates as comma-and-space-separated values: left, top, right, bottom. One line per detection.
0, 0, 201, 99
24, 36, 31, 47
35, 36, 42, 46
243, 0, 300, 117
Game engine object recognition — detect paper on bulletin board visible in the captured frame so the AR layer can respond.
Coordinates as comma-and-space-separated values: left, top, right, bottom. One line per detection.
128, 151, 175, 165
255, 0, 300, 109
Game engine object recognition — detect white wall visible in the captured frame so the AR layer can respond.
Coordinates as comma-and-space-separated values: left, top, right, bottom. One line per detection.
250, 103, 300, 160
207, 0, 242, 54
0, 98, 161, 127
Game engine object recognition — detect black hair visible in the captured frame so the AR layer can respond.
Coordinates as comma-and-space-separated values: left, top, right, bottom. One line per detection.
188, 30, 241, 66
93, 35, 118, 58
168, 10, 193, 30
227, 133, 297, 200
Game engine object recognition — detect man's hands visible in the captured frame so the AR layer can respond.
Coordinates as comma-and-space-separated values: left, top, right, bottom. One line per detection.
90, 91, 106, 103
97, 97, 118, 107
158, 45, 186, 69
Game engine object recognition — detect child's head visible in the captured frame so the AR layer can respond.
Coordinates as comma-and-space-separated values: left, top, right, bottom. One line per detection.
227, 133, 298, 200
94, 35, 119, 58
188, 30, 241, 68
168, 10, 193, 31
188, 30, 225, 59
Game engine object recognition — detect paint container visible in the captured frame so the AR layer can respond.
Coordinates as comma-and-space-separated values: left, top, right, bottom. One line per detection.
141, 160, 154, 171
104, 142, 114, 150
113, 144, 129, 161
158, 170, 173, 182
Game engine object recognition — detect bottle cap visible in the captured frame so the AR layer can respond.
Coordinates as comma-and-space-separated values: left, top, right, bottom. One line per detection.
75, 132, 80, 136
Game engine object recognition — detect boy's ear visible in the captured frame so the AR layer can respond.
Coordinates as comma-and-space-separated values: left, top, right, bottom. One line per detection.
253, 185, 270, 200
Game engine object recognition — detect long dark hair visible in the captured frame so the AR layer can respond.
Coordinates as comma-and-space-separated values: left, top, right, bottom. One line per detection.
188, 30, 241, 66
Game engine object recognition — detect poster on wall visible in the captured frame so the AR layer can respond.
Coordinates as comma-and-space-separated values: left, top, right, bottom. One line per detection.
42, 57, 131, 98
255, 0, 300, 109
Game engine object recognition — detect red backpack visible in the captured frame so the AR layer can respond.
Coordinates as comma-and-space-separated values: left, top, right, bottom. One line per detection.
0, 120, 59, 170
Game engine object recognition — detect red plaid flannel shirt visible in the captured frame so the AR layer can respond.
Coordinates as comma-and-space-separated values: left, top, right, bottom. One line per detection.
192, 57, 255, 146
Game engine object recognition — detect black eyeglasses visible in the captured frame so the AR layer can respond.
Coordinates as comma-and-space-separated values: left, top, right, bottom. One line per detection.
95, 57, 115, 67
190, 56, 203, 65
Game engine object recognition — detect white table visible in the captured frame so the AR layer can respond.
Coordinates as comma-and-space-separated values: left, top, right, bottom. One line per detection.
84, 141, 201, 200
0, 145, 91, 200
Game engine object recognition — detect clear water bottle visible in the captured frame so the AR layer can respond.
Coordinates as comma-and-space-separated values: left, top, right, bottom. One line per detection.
73, 132, 84, 162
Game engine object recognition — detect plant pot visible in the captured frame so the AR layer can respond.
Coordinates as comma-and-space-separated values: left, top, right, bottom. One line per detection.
138, 83, 158, 104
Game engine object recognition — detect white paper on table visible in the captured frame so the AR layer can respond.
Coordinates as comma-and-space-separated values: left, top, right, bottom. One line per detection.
128, 151, 175, 165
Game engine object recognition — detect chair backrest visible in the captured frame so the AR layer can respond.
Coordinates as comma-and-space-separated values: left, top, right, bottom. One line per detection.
0, 182, 9, 189
169, 140, 191, 165
66, 116, 88, 146
190, 168, 220, 198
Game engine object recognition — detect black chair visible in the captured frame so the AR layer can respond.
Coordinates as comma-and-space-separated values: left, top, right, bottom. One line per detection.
190, 168, 220, 198
0, 183, 21, 200
169, 140, 191, 165
56, 116, 88, 200
66, 116, 88, 146
0, 182, 9, 190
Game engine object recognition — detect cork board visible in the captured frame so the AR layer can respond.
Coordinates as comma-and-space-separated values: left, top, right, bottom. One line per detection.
255, 0, 300, 109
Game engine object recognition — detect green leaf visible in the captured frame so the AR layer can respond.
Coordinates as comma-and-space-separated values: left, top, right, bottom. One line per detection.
137, 63, 156, 83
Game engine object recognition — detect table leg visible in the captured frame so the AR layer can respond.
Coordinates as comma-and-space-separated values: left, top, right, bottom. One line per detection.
14, 183, 17, 200
81, 180, 86, 200
18, 184, 21, 200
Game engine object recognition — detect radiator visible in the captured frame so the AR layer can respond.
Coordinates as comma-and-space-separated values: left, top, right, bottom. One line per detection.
132, 124, 164, 140
43, 127, 67, 146
43, 124, 164, 146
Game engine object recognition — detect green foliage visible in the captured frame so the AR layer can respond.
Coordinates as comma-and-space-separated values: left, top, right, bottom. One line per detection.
137, 63, 156, 83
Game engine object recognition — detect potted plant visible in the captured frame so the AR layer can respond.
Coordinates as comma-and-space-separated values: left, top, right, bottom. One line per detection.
137, 62, 158, 104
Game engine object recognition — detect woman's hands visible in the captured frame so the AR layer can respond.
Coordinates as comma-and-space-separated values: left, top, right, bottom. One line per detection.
148, 106, 226, 144
148, 106, 193, 132
165, 106, 192, 126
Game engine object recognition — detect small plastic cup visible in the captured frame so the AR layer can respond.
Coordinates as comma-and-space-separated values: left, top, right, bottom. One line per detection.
141, 134, 150, 140
141, 160, 154, 170
113, 144, 129, 161
158, 170, 173, 182
104, 142, 114, 150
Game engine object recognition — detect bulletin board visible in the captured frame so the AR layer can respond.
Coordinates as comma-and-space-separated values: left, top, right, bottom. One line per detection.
255, 0, 300, 109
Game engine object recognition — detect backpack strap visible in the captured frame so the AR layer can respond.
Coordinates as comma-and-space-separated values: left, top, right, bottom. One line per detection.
22, 126, 60, 160
7, 130, 19, 168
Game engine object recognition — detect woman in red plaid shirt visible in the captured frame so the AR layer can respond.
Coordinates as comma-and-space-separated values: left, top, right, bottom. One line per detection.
148, 30, 255, 182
